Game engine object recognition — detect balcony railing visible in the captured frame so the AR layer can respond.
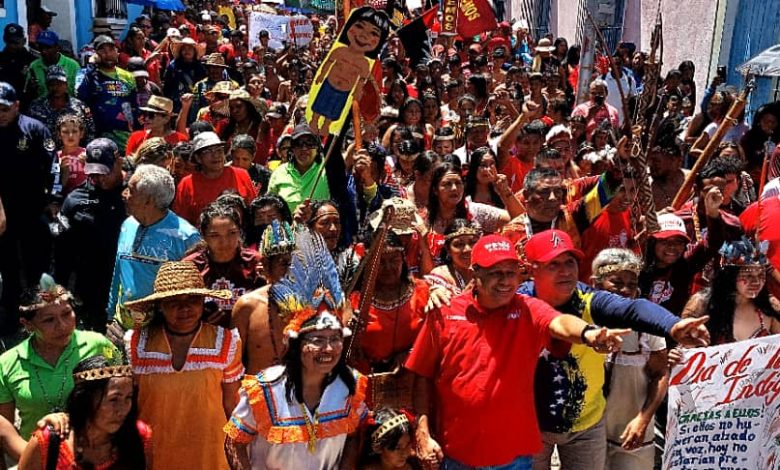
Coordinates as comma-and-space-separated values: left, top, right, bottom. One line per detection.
96, 0, 128, 19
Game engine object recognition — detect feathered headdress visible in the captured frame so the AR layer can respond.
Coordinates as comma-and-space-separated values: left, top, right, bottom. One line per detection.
260, 220, 297, 258
270, 229, 350, 339
19, 274, 73, 314
719, 237, 769, 267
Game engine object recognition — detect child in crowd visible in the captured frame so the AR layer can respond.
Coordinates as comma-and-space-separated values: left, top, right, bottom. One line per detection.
56, 114, 87, 196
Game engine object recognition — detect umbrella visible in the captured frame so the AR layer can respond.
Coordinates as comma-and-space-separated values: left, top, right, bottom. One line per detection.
738, 44, 780, 77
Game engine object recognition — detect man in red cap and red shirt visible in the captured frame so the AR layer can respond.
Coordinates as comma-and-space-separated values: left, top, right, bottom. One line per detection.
518, 229, 711, 470
405, 234, 636, 469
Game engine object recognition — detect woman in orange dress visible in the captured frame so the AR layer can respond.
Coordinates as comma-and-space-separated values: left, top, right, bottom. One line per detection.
124, 261, 244, 470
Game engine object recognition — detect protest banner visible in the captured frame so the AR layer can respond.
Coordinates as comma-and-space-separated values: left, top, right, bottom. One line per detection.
248, 13, 314, 50
663, 335, 780, 469
248, 12, 286, 50
305, 7, 390, 136
441, 0, 458, 36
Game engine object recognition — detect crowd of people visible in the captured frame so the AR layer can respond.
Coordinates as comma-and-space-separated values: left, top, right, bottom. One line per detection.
0, 1, 777, 469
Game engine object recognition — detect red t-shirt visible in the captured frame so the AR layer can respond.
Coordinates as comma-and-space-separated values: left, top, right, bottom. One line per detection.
125, 130, 190, 157
405, 291, 559, 467
578, 209, 638, 281
500, 156, 534, 194
173, 166, 257, 225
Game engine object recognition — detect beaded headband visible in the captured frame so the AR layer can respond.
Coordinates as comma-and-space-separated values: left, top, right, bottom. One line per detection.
593, 262, 642, 278
433, 133, 456, 141
19, 284, 73, 313
261, 220, 297, 258
371, 414, 410, 453
445, 226, 482, 242
73, 365, 133, 383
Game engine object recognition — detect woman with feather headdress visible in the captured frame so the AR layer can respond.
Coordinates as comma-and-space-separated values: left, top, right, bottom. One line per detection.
224, 229, 368, 469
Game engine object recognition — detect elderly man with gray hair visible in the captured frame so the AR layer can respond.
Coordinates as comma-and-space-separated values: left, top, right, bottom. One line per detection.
572, 78, 619, 139
106, 164, 201, 335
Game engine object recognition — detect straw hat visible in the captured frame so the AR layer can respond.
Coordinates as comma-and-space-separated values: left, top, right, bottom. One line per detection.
124, 261, 231, 312
171, 37, 205, 59
205, 80, 238, 99
229, 88, 268, 116
203, 52, 228, 68
139, 95, 175, 115
368, 197, 424, 235
535, 38, 555, 52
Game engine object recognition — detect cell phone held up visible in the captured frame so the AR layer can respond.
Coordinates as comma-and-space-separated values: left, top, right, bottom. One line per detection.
717, 65, 727, 81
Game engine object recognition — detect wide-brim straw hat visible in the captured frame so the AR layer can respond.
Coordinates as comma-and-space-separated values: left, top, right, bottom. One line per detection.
124, 261, 231, 312
205, 80, 239, 99
171, 37, 205, 59
229, 89, 268, 116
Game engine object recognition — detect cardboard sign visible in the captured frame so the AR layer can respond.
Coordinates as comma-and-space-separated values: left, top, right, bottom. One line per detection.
305, 7, 390, 136
663, 335, 780, 469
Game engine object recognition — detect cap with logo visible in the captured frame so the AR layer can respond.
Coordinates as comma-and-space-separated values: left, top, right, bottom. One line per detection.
45, 65, 67, 83
471, 234, 519, 268
85, 138, 119, 175
3, 24, 24, 43
36, 30, 59, 47
651, 213, 691, 242
0, 82, 18, 107
93, 35, 116, 50
523, 229, 584, 264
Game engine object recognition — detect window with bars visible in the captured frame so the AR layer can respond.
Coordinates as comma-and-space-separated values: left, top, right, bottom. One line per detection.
95, 0, 128, 19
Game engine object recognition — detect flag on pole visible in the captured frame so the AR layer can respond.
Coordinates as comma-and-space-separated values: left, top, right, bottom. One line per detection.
396, 7, 438, 67
455, 0, 496, 38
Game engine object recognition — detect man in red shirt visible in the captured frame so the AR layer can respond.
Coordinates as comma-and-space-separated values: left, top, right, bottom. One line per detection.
405, 234, 629, 469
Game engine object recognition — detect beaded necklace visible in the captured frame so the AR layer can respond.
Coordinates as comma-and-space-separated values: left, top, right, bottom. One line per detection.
299, 403, 320, 454
31, 357, 70, 413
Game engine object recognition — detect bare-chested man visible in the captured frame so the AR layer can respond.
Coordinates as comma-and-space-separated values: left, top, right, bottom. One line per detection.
230, 222, 295, 374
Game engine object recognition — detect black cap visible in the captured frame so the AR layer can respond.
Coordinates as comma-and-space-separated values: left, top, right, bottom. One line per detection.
3, 23, 24, 43
291, 124, 317, 142
0, 82, 17, 106
85, 138, 119, 175
93, 35, 115, 50
266, 103, 287, 119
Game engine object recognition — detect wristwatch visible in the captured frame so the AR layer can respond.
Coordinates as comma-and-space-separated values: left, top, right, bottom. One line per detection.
580, 324, 598, 346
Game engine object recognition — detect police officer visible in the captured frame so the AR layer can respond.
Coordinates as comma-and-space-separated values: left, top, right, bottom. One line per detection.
0, 82, 57, 338
56, 138, 125, 333
0, 24, 36, 107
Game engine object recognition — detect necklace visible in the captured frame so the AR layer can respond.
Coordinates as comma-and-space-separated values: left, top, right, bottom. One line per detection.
449, 265, 468, 292
163, 322, 201, 337
299, 403, 320, 454
30, 349, 70, 413
524, 214, 558, 239
372, 282, 414, 310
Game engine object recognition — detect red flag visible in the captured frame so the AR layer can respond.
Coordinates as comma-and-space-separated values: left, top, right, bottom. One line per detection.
456, 0, 497, 38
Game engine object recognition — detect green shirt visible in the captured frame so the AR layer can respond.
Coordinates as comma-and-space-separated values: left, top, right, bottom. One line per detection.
267, 160, 331, 214
26, 53, 81, 98
0, 330, 118, 439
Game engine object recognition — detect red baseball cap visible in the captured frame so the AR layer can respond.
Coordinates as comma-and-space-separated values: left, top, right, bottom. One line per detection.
471, 235, 519, 268
523, 230, 584, 264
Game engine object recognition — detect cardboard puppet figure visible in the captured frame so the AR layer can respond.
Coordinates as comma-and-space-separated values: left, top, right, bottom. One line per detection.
306, 7, 390, 136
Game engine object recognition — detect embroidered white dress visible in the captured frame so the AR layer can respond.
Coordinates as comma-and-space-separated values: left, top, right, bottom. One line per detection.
225, 364, 368, 470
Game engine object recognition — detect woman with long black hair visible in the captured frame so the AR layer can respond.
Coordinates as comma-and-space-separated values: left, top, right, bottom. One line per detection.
18, 355, 151, 469
224, 230, 367, 469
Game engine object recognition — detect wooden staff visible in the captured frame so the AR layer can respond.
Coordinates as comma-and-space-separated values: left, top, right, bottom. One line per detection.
671, 79, 754, 209
627, 3, 663, 237
344, 206, 394, 364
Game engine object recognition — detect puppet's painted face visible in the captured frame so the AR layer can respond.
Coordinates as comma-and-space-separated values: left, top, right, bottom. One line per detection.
346, 20, 381, 53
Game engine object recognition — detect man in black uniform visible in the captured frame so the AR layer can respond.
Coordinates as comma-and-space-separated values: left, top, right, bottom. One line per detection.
0, 82, 56, 338
0, 24, 36, 108
55, 138, 125, 333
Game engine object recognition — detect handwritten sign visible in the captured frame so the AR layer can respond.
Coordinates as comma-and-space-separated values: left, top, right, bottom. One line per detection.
663, 335, 780, 469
